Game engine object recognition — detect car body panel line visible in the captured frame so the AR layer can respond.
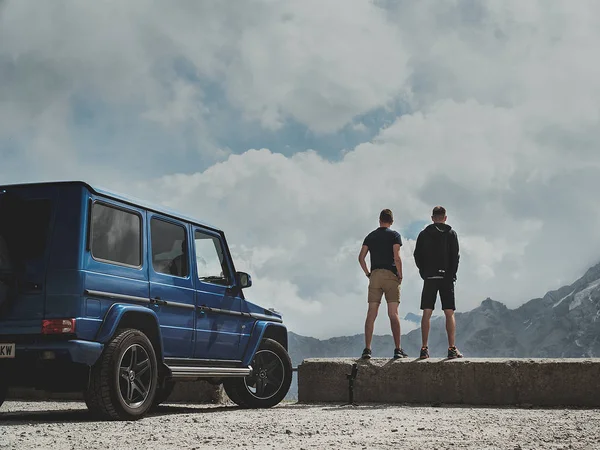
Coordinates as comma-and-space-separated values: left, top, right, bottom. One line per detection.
85, 289, 150, 304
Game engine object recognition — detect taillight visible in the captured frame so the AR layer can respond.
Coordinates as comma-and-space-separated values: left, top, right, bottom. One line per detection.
41, 319, 76, 334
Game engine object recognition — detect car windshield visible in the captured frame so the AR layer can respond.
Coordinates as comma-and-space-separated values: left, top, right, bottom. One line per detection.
0, 192, 53, 273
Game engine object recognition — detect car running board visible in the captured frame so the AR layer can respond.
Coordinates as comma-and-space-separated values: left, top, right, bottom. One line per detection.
168, 365, 253, 379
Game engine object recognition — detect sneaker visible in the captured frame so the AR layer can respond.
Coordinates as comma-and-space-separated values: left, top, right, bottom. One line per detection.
393, 348, 408, 359
419, 346, 429, 359
447, 346, 463, 359
361, 348, 372, 359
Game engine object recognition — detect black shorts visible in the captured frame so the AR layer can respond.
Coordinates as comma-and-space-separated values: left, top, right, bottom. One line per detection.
420, 278, 455, 310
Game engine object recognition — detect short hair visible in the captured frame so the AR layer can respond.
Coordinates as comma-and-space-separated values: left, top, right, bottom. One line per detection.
379, 209, 393, 223
432, 206, 446, 217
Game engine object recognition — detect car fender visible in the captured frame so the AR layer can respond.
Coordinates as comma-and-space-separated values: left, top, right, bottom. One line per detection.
95, 303, 164, 359
242, 321, 288, 367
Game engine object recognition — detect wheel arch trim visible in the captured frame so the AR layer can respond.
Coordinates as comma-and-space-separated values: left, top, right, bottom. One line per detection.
241, 321, 288, 367
95, 303, 164, 361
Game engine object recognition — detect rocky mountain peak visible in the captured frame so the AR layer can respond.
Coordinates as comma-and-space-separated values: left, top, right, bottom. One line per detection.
580, 260, 600, 284
479, 297, 507, 311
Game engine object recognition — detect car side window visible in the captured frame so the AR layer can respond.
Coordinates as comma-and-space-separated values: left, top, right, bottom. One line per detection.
90, 202, 141, 267
151, 218, 189, 278
194, 230, 230, 285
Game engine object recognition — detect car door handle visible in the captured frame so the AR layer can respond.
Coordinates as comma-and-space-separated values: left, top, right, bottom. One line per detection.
151, 297, 167, 306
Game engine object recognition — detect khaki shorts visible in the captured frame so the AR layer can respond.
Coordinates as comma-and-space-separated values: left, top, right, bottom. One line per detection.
368, 269, 400, 304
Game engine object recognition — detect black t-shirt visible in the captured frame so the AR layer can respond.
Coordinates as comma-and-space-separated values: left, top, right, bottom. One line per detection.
363, 227, 402, 275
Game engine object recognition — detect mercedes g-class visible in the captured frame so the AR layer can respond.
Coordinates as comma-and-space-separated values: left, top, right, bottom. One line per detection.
0, 181, 292, 420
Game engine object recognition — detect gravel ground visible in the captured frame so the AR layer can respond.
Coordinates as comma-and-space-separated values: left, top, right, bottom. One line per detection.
1, 401, 599, 450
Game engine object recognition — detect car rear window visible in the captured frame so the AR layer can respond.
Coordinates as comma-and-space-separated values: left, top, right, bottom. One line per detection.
90, 202, 142, 267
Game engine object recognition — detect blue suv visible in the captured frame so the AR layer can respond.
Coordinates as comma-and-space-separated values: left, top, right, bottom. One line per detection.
0, 181, 292, 420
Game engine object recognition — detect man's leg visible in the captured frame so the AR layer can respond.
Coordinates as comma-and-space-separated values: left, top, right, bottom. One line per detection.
443, 309, 456, 348
387, 302, 401, 349
420, 280, 437, 347
421, 309, 433, 348
364, 302, 380, 350
439, 279, 457, 347
365, 270, 383, 352
382, 271, 402, 350
440, 279, 462, 357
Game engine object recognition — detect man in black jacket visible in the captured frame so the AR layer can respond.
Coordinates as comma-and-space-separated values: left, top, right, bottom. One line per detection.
413, 206, 463, 359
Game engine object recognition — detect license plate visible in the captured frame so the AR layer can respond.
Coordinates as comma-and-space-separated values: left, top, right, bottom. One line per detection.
0, 343, 15, 358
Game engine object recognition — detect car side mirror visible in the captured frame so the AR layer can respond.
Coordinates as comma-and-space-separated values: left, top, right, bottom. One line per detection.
237, 271, 252, 289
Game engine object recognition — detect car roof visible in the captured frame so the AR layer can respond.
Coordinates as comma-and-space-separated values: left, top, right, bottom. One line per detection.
0, 180, 221, 233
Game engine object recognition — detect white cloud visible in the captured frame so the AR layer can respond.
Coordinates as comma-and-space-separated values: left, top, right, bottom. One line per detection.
221, 0, 409, 132
0, 0, 410, 182
2, 0, 600, 339
129, 90, 600, 337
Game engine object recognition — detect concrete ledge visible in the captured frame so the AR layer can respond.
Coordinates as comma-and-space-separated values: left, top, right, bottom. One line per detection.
297, 358, 600, 407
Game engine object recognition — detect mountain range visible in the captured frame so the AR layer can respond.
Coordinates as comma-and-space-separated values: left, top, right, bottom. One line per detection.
403, 312, 421, 324
285, 261, 600, 397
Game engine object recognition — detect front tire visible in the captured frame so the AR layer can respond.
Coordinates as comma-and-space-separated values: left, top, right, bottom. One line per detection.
86, 328, 158, 420
223, 338, 292, 408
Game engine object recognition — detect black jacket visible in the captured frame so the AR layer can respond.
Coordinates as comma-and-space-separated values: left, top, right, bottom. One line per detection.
413, 223, 459, 280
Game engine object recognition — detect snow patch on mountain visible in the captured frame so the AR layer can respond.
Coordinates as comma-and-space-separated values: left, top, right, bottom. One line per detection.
553, 289, 575, 308
569, 279, 600, 311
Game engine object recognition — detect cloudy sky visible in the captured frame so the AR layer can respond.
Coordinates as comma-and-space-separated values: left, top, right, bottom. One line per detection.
2, 0, 600, 338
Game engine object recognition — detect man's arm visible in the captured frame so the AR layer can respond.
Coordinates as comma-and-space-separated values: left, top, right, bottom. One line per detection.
358, 245, 370, 278
413, 233, 421, 268
414, 232, 427, 280
393, 243, 403, 283
449, 231, 460, 280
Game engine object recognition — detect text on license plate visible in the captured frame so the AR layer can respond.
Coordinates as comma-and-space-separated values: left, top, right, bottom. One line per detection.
0, 343, 15, 358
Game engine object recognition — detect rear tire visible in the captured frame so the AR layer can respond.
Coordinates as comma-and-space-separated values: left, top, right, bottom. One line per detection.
85, 328, 158, 420
83, 386, 101, 418
223, 338, 291, 408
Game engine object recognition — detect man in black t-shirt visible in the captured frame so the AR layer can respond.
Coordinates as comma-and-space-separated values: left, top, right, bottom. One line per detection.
358, 209, 408, 359
413, 206, 463, 359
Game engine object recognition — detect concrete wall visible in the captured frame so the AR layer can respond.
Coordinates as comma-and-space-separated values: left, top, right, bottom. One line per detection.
298, 358, 600, 407
8, 381, 224, 404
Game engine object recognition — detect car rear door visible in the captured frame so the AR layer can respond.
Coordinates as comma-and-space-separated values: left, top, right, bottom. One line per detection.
147, 214, 195, 358
0, 185, 57, 334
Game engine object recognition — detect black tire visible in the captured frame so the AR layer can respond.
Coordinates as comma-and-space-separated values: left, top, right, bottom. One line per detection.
0, 379, 7, 409
85, 328, 158, 420
223, 338, 292, 408
83, 386, 101, 418
152, 379, 175, 408
223, 378, 249, 408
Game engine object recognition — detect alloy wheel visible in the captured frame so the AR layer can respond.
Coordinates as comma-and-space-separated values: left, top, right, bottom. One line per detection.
117, 344, 152, 408
244, 349, 284, 400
